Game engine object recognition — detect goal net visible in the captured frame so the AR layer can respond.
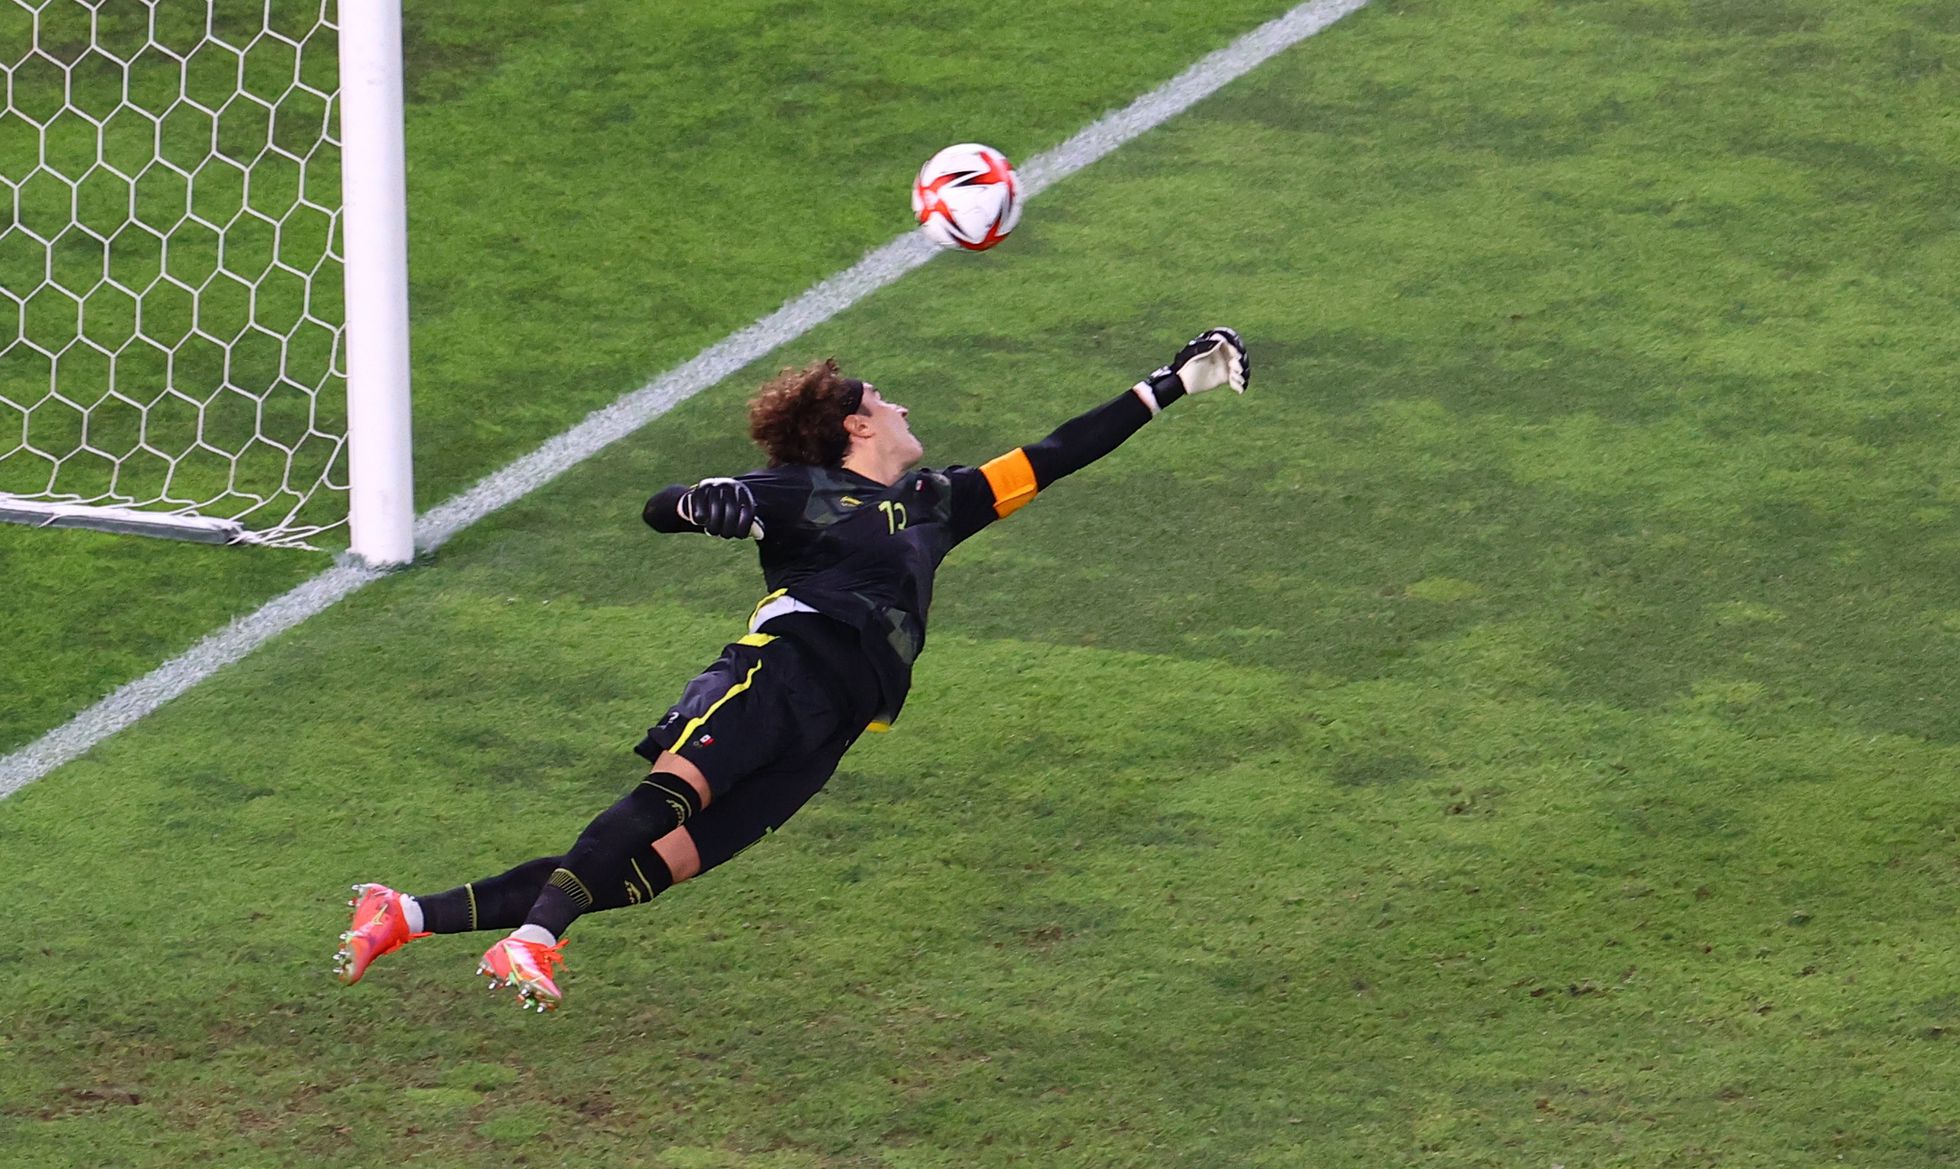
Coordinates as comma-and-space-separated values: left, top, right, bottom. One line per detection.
0, 0, 410, 555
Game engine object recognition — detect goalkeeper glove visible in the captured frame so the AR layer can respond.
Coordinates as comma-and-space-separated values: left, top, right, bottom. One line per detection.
1132, 327, 1250, 415
678, 477, 765, 539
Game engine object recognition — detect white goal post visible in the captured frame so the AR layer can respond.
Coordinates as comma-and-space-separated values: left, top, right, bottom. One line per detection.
0, 0, 413, 565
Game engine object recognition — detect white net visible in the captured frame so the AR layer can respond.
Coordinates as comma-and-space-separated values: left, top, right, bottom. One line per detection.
0, 0, 347, 547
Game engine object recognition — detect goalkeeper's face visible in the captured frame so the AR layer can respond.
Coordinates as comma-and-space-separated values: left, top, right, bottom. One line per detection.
853, 385, 924, 468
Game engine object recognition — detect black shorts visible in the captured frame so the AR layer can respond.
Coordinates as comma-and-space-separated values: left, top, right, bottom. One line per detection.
634, 627, 876, 873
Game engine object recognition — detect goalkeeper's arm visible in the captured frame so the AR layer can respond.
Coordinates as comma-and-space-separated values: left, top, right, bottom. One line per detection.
951, 327, 1250, 537
643, 477, 765, 539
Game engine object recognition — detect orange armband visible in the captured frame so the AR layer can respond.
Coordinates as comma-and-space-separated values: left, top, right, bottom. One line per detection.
979, 448, 1039, 518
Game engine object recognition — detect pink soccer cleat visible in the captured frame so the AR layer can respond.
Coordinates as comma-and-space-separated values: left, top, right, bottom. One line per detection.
333, 883, 427, 985
476, 935, 569, 1013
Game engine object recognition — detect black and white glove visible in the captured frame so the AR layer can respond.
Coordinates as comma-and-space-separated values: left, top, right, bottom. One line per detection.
1132, 327, 1250, 415
677, 477, 765, 539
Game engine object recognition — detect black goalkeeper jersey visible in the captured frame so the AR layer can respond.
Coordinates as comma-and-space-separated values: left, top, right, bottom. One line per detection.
644, 384, 1170, 729
739, 461, 996, 727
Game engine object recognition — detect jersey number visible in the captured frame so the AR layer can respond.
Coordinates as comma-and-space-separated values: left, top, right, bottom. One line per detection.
878, 500, 909, 533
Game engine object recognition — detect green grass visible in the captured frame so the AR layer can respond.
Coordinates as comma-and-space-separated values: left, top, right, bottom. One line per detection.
5, 0, 1960, 1165
0, 0, 1302, 755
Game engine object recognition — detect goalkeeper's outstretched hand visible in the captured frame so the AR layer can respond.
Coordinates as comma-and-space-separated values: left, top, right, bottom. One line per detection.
679, 477, 765, 539
1133, 327, 1250, 414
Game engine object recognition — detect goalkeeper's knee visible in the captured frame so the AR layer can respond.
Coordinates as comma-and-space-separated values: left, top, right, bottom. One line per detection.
558, 773, 702, 906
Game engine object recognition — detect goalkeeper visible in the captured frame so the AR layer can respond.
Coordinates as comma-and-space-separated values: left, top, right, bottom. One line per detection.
334, 328, 1251, 1011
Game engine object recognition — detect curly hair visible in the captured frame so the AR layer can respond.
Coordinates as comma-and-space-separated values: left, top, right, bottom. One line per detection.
747, 358, 865, 467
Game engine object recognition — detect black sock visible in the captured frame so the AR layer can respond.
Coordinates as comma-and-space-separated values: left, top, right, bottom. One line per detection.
524, 774, 698, 937
415, 855, 563, 934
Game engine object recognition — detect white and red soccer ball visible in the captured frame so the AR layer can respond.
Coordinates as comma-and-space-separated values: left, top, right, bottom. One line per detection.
912, 143, 1021, 251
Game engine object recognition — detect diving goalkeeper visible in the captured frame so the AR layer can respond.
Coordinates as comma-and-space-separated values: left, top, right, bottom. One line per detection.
333, 328, 1251, 1011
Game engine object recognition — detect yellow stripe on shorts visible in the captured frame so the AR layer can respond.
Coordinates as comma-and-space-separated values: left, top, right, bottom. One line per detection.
673, 659, 765, 751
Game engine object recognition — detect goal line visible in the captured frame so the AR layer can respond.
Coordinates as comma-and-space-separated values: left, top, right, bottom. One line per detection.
0, 0, 1372, 800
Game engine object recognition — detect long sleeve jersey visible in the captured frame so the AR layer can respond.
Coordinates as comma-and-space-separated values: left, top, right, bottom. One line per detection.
644, 384, 1169, 729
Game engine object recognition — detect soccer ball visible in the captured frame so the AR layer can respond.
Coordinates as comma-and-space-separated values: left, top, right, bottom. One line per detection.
912, 143, 1022, 251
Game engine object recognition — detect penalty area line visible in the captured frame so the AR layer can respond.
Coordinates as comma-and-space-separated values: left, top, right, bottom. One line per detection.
0, 0, 1371, 800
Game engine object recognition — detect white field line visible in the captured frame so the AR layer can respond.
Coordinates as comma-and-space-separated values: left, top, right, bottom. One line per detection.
0, 0, 1370, 800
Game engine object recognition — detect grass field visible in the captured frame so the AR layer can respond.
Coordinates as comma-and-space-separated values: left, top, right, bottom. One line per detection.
0, 0, 1305, 757
5, 0, 1960, 1165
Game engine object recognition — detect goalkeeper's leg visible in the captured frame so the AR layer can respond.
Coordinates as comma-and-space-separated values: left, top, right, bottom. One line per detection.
407, 767, 703, 937
514, 766, 706, 939
335, 850, 671, 985
414, 833, 686, 934
339, 763, 709, 991
506, 632, 839, 947
337, 774, 691, 987
420, 735, 846, 933
342, 738, 849, 993
464, 765, 707, 1012
471, 739, 851, 1010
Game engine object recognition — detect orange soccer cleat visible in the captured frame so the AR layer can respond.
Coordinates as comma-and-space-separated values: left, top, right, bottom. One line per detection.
476, 935, 568, 1013
333, 883, 428, 985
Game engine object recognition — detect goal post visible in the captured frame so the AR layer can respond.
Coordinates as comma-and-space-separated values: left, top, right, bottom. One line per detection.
337, 0, 413, 567
0, 0, 414, 565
